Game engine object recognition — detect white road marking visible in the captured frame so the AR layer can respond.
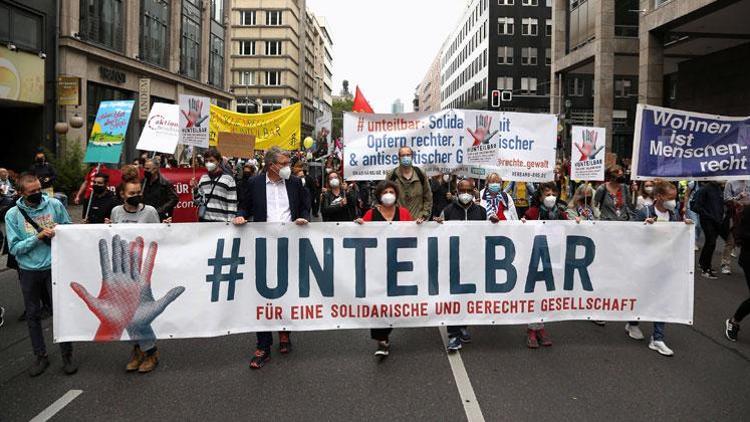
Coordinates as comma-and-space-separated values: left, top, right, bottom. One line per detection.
30, 389, 83, 422
439, 327, 485, 422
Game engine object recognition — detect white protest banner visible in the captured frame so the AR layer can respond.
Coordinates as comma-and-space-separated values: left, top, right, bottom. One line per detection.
570, 126, 606, 181
343, 110, 557, 181
178, 95, 210, 148
135, 103, 180, 154
53, 221, 694, 342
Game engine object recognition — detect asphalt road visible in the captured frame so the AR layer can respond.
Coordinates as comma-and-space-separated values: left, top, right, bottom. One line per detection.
1, 217, 749, 421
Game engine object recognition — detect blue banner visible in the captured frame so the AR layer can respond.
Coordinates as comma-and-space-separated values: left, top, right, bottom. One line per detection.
632, 104, 750, 181
84, 100, 135, 164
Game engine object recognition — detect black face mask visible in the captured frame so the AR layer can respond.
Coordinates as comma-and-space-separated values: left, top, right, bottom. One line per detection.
35, 158, 45, 164
616, 176, 627, 184
125, 195, 142, 207
26, 192, 43, 204
93, 185, 106, 195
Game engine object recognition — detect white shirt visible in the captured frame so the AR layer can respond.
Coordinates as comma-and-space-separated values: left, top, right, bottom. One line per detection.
266, 175, 292, 223
654, 207, 671, 222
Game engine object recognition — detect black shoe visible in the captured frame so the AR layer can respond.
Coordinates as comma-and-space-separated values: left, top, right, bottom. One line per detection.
17, 310, 26, 322
62, 353, 78, 375
374, 341, 390, 358
725, 319, 740, 342
29, 354, 50, 377
701, 269, 718, 280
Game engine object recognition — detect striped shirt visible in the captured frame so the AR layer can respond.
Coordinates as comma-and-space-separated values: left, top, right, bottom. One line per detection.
193, 173, 237, 222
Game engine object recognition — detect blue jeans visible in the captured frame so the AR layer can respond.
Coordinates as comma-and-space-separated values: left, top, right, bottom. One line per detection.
686, 208, 701, 240
629, 321, 665, 341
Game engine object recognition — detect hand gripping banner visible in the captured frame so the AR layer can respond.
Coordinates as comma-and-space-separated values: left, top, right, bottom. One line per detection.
52, 221, 694, 342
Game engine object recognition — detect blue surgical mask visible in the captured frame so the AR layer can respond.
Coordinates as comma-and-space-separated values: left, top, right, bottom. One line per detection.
400, 156, 412, 167
488, 183, 501, 194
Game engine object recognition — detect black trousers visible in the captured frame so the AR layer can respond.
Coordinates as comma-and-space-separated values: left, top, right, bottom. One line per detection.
19, 269, 72, 356
370, 328, 392, 342
256, 331, 290, 352
699, 218, 721, 271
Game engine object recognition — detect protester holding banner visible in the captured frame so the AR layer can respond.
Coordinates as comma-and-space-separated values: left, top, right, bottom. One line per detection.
321, 172, 356, 222
635, 181, 655, 211
82, 173, 116, 224
480, 173, 518, 222
626, 180, 693, 356
386, 147, 432, 224
691, 180, 726, 279
436, 179, 488, 352
721, 179, 749, 275
355, 181, 414, 357
4, 173, 77, 377
594, 166, 635, 221
106, 179, 163, 372
142, 159, 179, 222
725, 200, 750, 342
566, 184, 597, 222
192, 148, 238, 223
234, 146, 311, 369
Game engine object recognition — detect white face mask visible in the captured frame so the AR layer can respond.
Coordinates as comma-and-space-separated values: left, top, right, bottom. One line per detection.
301, 178, 306, 186
442, 175, 451, 183
459, 193, 474, 205
329, 178, 340, 188
278, 166, 292, 180
543, 195, 557, 208
662, 199, 677, 211
644, 187, 654, 194
205, 162, 218, 172
381, 193, 396, 206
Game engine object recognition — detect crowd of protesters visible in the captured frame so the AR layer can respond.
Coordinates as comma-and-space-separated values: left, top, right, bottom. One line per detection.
1, 146, 748, 376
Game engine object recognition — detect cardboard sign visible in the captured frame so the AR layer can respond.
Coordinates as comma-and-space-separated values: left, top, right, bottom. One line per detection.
217, 132, 256, 158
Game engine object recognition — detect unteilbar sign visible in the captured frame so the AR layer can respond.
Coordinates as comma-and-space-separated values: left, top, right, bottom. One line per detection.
52, 221, 694, 343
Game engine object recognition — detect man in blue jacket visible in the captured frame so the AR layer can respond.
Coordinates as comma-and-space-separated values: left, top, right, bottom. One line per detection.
233, 146, 311, 369
5, 173, 77, 377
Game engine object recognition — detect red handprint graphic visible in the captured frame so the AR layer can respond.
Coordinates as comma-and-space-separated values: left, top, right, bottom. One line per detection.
181, 98, 208, 128
70, 235, 185, 342
467, 115, 499, 146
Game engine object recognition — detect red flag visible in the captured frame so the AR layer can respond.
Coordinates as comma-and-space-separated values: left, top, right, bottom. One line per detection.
352, 86, 374, 113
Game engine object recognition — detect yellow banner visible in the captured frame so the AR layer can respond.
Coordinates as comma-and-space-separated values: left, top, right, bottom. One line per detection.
0, 46, 44, 105
209, 103, 301, 151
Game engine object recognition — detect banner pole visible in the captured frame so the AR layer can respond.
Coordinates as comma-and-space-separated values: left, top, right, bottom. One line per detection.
84, 162, 101, 221
191, 148, 196, 181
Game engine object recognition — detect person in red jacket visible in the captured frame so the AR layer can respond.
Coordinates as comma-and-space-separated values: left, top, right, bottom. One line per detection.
355, 180, 414, 358
522, 182, 568, 349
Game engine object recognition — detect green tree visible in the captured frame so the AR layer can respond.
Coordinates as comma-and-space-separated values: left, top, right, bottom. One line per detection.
46, 138, 87, 196
332, 98, 353, 139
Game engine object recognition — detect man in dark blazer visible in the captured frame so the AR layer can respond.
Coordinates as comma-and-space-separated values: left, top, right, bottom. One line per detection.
233, 146, 311, 369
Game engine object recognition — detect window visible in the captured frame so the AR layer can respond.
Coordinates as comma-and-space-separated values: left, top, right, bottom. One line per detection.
209, 33, 224, 87
546, 19, 552, 36
266, 71, 281, 86
8, 8, 42, 51
211, 0, 223, 22
546, 0, 553, 6
521, 77, 537, 94
497, 46, 513, 64
239, 71, 254, 86
496, 77, 513, 90
140, 0, 169, 67
545, 48, 552, 65
0, 6, 8, 42
240, 10, 256, 26
497, 17, 514, 35
498, 0, 514, 5
261, 99, 283, 113
239, 40, 255, 55
266, 11, 282, 26
266, 40, 281, 55
521, 47, 537, 65
615, 79, 633, 98
181, 1, 202, 79
80, 0, 124, 51
522, 18, 538, 36
567, 77, 584, 97
522, 0, 538, 5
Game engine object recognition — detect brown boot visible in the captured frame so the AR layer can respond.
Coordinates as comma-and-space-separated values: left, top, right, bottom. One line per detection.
138, 350, 159, 373
126, 346, 144, 372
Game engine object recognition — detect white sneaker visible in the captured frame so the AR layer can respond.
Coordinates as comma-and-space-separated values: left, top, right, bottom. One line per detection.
625, 323, 644, 340
721, 264, 731, 275
648, 337, 674, 356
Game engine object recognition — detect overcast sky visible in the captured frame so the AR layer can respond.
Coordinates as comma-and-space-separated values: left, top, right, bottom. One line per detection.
306, 0, 469, 112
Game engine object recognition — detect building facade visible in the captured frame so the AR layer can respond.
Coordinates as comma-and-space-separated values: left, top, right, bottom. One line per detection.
435, 0, 552, 112
228, 0, 333, 137
58, 0, 234, 163
0, 0, 58, 171
550, 0, 750, 161
417, 52, 442, 112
